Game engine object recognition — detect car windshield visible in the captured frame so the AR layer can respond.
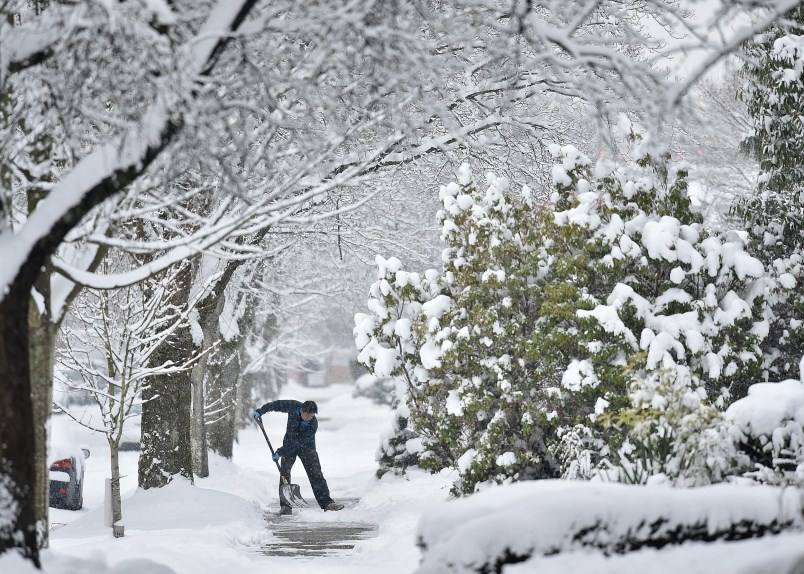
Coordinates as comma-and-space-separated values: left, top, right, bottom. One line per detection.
48, 416, 85, 466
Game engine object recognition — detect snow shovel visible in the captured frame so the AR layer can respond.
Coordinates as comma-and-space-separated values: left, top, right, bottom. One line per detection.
255, 419, 309, 508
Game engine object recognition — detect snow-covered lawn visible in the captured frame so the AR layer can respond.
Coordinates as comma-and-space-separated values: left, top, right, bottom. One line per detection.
3, 380, 804, 573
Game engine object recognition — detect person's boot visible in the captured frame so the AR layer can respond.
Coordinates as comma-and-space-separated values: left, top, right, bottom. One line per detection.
279, 506, 293, 516
324, 501, 344, 511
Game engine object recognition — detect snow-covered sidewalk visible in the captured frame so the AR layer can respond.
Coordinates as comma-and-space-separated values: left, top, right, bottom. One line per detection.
1, 381, 453, 574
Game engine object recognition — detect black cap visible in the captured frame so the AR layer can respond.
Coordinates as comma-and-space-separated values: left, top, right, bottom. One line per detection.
301, 400, 318, 414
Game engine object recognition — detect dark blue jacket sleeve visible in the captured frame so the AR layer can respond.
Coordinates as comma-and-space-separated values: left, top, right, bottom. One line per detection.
256, 399, 301, 415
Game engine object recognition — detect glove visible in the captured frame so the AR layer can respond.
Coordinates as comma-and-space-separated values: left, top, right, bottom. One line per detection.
272, 447, 284, 462
251, 410, 262, 423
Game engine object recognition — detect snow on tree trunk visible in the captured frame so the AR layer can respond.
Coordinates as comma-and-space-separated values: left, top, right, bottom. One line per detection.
190, 278, 230, 470
0, 285, 41, 567
190, 255, 253, 468
207, 339, 241, 459
27, 303, 56, 550
190, 365, 209, 479
206, 269, 253, 460
190, 364, 209, 478
139, 263, 196, 488
191, 287, 222, 471
139, 333, 195, 488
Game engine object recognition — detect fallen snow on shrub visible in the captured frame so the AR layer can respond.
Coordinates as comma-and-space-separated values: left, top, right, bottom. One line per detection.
727, 379, 804, 437
415, 480, 804, 574
727, 379, 804, 484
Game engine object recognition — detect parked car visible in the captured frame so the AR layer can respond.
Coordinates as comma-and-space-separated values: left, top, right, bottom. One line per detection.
49, 448, 90, 511
49, 418, 90, 511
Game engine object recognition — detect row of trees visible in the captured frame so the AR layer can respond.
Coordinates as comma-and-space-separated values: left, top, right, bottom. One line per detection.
1, 0, 800, 567
358, 4, 804, 494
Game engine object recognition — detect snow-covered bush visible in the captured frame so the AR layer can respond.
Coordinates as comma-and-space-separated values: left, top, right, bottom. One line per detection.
376, 401, 423, 479
358, 148, 770, 494
758, 253, 804, 383
352, 373, 422, 479
604, 369, 741, 486
551, 424, 602, 480
738, 12, 804, 383
354, 256, 443, 477
740, 23, 804, 216
352, 374, 399, 407
726, 376, 804, 486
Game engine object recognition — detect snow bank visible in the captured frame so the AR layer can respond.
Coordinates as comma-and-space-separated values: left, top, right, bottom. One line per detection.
0, 553, 175, 574
726, 379, 804, 437
52, 479, 259, 537
415, 480, 804, 574
726, 379, 804, 484
41, 478, 263, 574
504, 533, 804, 574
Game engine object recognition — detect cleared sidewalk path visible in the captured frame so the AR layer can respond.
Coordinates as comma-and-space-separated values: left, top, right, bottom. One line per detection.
259, 498, 377, 557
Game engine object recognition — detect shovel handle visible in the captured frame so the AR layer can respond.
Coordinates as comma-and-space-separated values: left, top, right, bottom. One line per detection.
255, 418, 291, 484
255, 419, 310, 508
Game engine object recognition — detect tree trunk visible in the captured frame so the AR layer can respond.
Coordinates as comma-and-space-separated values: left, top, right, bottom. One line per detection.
191, 262, 247, 469
25, 88, 58, 549
207, 340, 241, 458
138, 328, 195, 488
27, 305, 56, 550
207, 287, 262, 459
190, 362, 209, 478
108, 438, 123, 526
236, 292, 279, 437
0, 285, 41, 567
138, 263, 196, 489
189, 288, 223, 478
27, 251, 61, 549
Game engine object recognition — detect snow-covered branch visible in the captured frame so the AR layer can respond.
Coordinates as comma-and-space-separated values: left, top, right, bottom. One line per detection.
0, 0, 260, 302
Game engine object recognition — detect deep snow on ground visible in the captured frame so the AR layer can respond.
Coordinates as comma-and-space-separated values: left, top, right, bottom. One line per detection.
3, 379, 804, 574
1, 381, 454, 574
416, 480, 804, 574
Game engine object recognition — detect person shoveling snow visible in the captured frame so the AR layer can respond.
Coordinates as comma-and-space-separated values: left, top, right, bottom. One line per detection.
252, 399, 344, 515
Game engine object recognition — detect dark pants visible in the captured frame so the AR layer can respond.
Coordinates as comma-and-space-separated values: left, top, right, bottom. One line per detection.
279, 449, 333, 510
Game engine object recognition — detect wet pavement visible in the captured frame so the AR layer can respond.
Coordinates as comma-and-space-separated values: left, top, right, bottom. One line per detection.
259, 498, 377, 557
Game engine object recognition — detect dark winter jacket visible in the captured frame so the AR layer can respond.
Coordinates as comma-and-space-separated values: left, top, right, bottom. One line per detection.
256, 399, 317, 455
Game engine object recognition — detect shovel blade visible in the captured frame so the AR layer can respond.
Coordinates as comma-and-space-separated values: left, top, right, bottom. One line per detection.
280, 483, 309, 508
